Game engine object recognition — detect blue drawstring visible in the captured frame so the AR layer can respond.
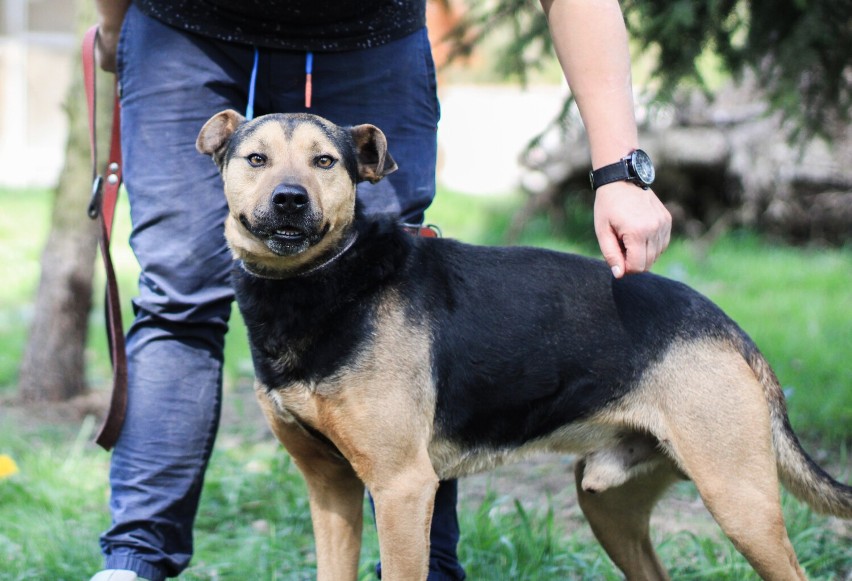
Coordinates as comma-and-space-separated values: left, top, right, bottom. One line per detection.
246, 47, 259, 120
246, 48, 313, 117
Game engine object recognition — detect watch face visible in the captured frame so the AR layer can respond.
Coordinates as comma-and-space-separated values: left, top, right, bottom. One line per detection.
631, 150, 655, 186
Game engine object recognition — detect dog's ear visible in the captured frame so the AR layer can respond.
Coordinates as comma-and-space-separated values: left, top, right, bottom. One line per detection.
350, 124, 398, 183
196, 109, 246, 167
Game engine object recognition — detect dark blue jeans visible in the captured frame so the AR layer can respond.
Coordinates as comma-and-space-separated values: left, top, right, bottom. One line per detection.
100, 5, 463, 581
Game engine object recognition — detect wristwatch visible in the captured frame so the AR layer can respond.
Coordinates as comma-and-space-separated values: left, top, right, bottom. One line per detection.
589, 149, 655, 191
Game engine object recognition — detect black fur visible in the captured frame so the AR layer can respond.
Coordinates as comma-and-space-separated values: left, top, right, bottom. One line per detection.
235, 210, 751, 451
234, 210, 413, 389
400, 237, 746, 448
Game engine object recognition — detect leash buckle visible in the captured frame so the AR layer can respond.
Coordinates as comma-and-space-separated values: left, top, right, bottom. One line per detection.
88, 174, 103, 219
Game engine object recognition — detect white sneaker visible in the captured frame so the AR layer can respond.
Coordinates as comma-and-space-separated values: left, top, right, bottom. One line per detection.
89, 570, 142, 581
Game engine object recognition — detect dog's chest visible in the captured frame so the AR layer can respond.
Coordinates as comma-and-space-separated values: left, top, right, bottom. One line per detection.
263, 378, 329, 427
235, 280, 376, 389
252, 291, 438, 459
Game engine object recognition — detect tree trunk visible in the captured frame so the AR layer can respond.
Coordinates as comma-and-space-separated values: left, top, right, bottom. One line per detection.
19, 1, 115, 402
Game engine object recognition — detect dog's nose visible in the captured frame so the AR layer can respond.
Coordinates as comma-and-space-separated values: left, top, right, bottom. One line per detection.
271, 184, 309, 212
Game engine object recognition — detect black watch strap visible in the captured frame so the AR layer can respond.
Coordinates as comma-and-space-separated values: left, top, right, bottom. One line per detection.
589, 160, 629, 191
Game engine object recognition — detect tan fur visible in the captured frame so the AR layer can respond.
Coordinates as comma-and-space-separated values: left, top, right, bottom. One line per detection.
579, 432, 668, 493
397, 337, 822, 580
575, 458, 681, 581
596, 339, 808, 580
260, 330, 819, 580
195, 109, 242, 156
259, 291, 439, 579
350, 124, 398, 183
429, 421, 624, 480
224, 121, 357, 273
745, 349, 852, 518
199, 111, 849, 581
255, 394, 365, 581
196, 110, 392, 276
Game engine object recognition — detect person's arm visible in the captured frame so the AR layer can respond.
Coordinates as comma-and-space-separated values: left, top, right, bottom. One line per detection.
540, 0, 671, 278
94, 0, 131, 72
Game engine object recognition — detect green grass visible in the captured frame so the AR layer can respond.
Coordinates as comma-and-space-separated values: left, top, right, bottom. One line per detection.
2, 423, 848, 581
0, 416, 110, 580
0, 186, 850, 580
0, 188, 53, 393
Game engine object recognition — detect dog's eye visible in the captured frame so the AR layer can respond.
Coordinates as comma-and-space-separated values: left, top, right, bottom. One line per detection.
314, 155, 336, 169
247, 153, 267, 167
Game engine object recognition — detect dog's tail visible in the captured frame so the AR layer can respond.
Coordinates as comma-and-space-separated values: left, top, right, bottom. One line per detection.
746, 347, 852, 518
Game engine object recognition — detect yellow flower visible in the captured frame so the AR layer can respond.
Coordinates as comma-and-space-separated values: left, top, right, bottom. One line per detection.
0, 454, 19, 479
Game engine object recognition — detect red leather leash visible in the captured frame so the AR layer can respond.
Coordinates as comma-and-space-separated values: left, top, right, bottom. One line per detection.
83, 25, 127, 451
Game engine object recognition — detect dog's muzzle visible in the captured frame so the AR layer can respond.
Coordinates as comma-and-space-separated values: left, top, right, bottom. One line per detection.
241, 183, 325, 255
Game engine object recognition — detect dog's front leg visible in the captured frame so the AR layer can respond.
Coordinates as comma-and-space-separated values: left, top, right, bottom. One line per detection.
369, 448, 439, 581
256, 395, 365, 581
300, 455, 365, 581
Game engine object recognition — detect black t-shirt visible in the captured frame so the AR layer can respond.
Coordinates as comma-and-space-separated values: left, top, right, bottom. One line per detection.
135, 0, 427, 51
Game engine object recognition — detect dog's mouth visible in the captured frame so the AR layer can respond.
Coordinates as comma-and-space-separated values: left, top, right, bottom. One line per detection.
239, 214, 326, 256
271, 226, 307, 243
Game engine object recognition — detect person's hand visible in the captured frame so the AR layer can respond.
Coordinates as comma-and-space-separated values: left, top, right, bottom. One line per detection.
96, 24, 120, 73
593, 181, 671, 278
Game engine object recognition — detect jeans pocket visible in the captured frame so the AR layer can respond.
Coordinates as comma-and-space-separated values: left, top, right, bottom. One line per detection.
420, 29, 441, 124
115, 3, 136, 91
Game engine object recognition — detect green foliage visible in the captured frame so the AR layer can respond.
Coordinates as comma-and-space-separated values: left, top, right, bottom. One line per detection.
622, 0, 745, 97
622, 0, 852, 137
448, 0, 852, 137
184, 441, 329, 580
445, 0, 553, 85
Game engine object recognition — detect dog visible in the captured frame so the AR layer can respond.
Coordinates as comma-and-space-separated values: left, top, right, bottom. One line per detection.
197, 110, 851, 581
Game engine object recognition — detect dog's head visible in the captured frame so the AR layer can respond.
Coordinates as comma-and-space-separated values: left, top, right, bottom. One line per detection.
197, 110, 397, 273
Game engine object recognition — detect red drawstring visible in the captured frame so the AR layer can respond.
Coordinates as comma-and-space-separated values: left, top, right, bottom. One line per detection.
305, 51, 313, 108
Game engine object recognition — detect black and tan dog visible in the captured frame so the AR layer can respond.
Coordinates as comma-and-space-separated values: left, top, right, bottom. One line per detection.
197, 110, 851, 581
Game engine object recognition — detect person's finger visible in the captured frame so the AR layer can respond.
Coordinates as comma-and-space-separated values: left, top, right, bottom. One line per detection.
597, 224, 627, 279
652, 209, 672, 268
622, 232, 648, 275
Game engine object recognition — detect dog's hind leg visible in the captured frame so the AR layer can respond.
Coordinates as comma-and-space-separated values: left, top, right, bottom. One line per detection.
653, 344, 807, 581
575, 457, 680, 580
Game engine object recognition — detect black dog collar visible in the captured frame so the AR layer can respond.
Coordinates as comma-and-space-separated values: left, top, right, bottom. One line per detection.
240, 230, 359, 280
